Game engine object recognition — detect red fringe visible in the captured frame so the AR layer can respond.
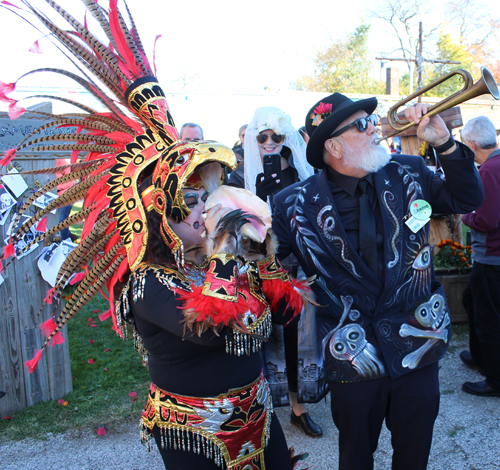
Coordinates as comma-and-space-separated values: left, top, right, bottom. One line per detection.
176, 285, 249, 325
0, 149, 16, 167
25, 349, 43, 374
262, 279, 304, 317
2, 239, 15, 259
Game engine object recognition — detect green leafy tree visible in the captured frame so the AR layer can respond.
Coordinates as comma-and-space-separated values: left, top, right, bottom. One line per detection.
421, 31, 474, 97
292, 25, 385, 94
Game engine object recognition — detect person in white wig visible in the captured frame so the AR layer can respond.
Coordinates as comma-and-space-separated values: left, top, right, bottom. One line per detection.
228, 107, 323, 438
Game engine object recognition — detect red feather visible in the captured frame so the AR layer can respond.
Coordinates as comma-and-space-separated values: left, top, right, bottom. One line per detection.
1, 1, 22, 9
2, 239, 15, 259
29, 40, 42, 54
69, 272, 86, 285
25, 349, 43, 374
39, 317, 57, 337
108, 0, 141, 78
8, 101, 26, 120
153, 35, 161, 77
0, 80, 15, 95
35, 217, 47, 232
105, 131, 135, 145
0, 149, 16, 167
51, 332, 65, 347
262, 278, 304, 317
44, 287, 56, 304
176, 285, 250, 325
99, 309, 112, 321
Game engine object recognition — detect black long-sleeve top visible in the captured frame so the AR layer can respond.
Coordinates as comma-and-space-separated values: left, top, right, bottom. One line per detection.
131, 269, 296, 397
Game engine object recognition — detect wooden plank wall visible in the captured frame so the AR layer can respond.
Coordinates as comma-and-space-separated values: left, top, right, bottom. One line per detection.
0, 157, 72, 417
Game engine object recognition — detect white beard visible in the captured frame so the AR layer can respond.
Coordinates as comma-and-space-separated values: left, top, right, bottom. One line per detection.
339, 137, 392, 173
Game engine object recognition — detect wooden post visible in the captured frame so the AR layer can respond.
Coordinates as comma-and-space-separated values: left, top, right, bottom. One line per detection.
0, 106, 72, 417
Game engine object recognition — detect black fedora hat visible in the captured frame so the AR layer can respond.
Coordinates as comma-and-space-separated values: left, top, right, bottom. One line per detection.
305, 93, 378, 168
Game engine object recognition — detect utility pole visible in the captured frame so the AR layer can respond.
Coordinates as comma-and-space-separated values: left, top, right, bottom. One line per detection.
376, 22, 460, 95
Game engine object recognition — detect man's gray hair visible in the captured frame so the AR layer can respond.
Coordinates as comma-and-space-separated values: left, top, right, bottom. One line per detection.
461, 116, 498, 149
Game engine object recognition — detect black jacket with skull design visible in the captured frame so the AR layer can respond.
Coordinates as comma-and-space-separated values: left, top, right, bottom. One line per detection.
272, 143, 484, 383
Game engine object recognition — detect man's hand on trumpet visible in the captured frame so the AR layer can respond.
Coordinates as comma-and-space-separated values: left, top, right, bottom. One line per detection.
404, 103, 457, 154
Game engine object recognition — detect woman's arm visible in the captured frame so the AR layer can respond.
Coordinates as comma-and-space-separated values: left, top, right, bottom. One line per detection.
132, 272, 227, 346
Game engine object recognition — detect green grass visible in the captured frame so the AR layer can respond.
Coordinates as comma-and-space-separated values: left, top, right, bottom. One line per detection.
451, 323, 469, 342
0, 292, 150, 441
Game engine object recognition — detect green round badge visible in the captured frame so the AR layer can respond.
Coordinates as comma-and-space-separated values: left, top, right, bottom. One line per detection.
410, 199, 432, 220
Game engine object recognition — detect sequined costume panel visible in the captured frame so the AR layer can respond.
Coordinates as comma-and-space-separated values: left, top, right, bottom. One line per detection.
140, 374, 273, 470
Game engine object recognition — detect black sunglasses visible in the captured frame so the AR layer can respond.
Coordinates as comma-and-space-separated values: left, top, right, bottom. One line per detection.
330, 114, 379, 138
256, 133, 285, 144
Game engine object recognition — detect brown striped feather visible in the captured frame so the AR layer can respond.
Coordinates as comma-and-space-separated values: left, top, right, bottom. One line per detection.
22, 95, 96, 114
46, 252, 126, 346
11, 173, 103, 242
16, 118, 114, 150
25, 6, 126, 97
54, 228, 114, 289
19, 159, 106, 175
115, 6, 147, 76
11, 164, 103, 233
44, 0, 129, 85
50, 245, 123, 334
82, 0, 119, 55
12, 206, 94, 261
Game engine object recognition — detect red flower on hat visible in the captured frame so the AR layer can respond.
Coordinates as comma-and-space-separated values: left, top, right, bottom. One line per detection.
310, 102, 332, 127
314, 102, 332, 115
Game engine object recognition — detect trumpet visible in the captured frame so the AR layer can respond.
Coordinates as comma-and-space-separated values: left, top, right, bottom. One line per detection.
377, 66, 500, 143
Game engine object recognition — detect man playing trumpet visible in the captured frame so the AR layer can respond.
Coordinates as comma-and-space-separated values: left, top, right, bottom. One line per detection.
271, 92, 484, 470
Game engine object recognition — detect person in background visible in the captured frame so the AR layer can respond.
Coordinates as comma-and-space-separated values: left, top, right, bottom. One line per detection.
233, 124, 248, 150
228, 107, 323, 438
460, 115, 500, 397
271, 92, 484, 470
298, 126, 309, 144
226, 124, 247, 181
179, 122, 203, 141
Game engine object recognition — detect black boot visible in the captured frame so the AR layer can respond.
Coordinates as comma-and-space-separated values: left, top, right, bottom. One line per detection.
290, 411, 323, 438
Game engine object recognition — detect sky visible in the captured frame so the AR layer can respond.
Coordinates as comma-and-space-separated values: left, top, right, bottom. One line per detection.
0, 0, 499, 145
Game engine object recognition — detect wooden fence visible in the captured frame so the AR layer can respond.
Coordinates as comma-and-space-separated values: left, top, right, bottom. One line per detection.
0, 107, 73, 417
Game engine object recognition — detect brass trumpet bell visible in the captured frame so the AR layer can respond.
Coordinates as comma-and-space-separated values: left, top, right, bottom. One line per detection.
381, 67, 499, 141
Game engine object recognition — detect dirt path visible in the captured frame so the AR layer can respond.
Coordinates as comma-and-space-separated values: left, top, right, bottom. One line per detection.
2, 338, 499, 470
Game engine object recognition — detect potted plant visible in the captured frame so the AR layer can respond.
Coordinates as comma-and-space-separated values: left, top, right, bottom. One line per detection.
433, 239, 472, 323
433, 239, 472, 273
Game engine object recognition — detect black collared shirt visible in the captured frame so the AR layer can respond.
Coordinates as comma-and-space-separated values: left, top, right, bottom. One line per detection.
325, 166, 385, 279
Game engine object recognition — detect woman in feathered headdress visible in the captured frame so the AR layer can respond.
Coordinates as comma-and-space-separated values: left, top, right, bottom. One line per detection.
0, 2, 311, 468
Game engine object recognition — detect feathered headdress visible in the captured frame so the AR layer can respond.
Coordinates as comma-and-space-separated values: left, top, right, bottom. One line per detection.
0, 0, 235, 372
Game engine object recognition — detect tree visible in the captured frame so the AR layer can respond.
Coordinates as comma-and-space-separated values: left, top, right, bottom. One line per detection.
292, 25, 385, 94
421, 31, 474, 97
445, 0, 500, 80
369, 0, 440, 91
